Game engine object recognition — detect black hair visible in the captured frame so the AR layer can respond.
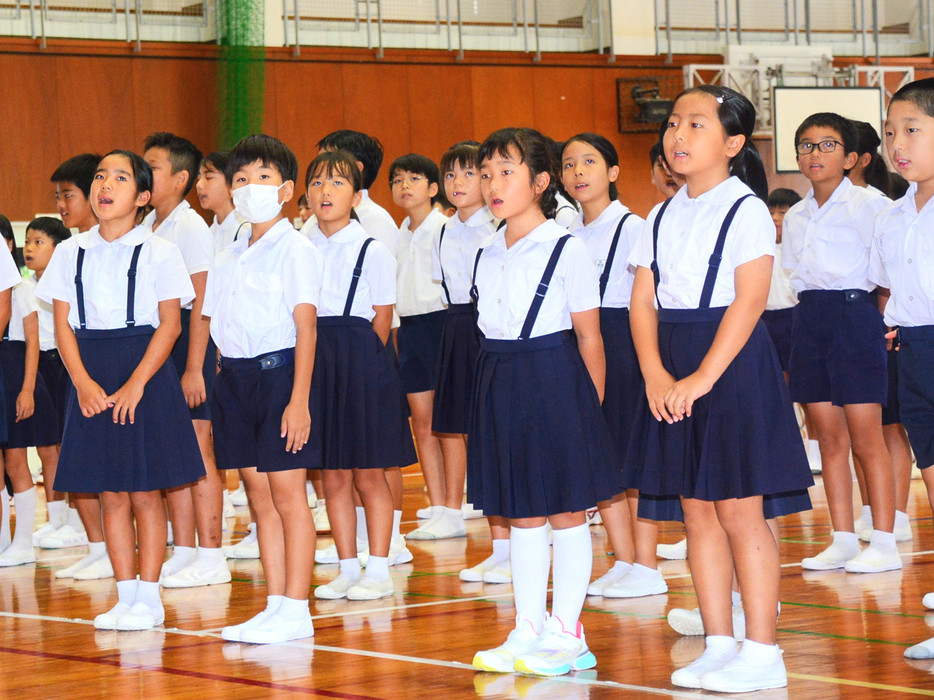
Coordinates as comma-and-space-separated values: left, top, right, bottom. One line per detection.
227, 134, 298, 186
767, 188, 802, 210
794, 112, 858, 160
478, 127, 559, 219
201, 150, 230, 175
298, 194, 308, 207
851, 120, 892, 195
143, 132, 203, 197
440, 140, 481, 175
388, 154, 440, 189
564, 132, 620, 201
672, 85, 769, 201
305, 150, 364, 192
545, 137, 574, 205
26, 216, 71, 245
100, 150, 154, 219
889, 77, 934, 119
890, 172, 910, 199
0, 215, 23, 269
649, 140, 664, 168
317, 130, 384, 190
50, 153, 102, 198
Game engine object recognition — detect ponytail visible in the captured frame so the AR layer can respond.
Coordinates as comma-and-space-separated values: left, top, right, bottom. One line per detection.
864, 152, 892, 197
731, 140, 769, 202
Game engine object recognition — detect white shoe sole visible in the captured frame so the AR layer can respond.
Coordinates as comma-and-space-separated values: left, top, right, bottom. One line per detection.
603, 580, 668, 599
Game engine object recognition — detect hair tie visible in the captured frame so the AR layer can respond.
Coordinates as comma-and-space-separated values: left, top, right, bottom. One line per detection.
716, 95, 725, 104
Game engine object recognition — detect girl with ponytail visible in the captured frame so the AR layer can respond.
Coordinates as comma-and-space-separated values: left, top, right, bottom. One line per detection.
622, 86, 812, 693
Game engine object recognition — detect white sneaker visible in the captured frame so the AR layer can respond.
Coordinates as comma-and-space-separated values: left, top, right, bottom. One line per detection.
671, 648, 736, 689
0, 545, 36, 567
407, 513, 466, 540
306, 482, 316, 508
346, 575, 394, 600
116, 601, 165, 631
38, 524, 88, 549
460, 554, 503, 583
860, 523, 912, 543
854, 512, 873, 535
587, 564, 632, 596
223, 492, 236, 518
700, 648, 786, 692
585, 508, 602, 526
388, 535, 413, 565
416, 506, 434, 519
313, 506, 331, 534
314, 573, 361, 600
160, 559, 232, 588
473, 618, 542, 673
71, 555, 115, 581
94, 602, 132, 630
513, 617, 597, 677
224, 524, 259, 559
801, 541, 860, 571
905, 636, 934, 660
462, 503, 484, 520
807, 441, 823, 474
844, 546, 903, 574
923, 592, 934, 610
667, 607, 746, 640
315, 539, 366, 565
482, 561, 512, 584
222, 608, 278, 642
656, 539, 687, 560
239, 612, 314, 645
603, 569, 667, 598
32, 521, 58, 546
160, 549, 198, 581
229, 485, 248, 507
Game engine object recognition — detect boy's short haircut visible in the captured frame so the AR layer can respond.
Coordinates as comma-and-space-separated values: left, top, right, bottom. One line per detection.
440, 140, 481, 175
317, 130, 383, 190
768, 188, 803, 210
649, 140, 663, 168
794, 112, 857, 155
202, 150, 230, 175
432, 189, 454, 211
226, 134, 299, 186
27, 216, 72, 245
143, 132, 203, 197
388, 154, 440, 188
298, 194, 308, 207
889, 77, 934, 119
50, 153, 103, 198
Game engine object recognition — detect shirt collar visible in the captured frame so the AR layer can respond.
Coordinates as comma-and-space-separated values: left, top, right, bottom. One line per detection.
404, 208, 446, 234
806, 176, 852, 212
79, 224, 154, 249
218, 209, 245, 233
570, 199, 627, 233
308, 219, 368, 245
673, 176, 750, 207
462, 206, 495, 228
226, 218, 293, 252
143, 200, 190, 229
491, 219, 564, 250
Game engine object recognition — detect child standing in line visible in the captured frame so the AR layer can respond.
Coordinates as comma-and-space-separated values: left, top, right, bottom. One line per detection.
469, 128, 617, 677
36, 150, 204, 630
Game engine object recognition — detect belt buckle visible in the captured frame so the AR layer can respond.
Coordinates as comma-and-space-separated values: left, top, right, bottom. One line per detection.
845, 290, 861, 301
260, 353, 285, 370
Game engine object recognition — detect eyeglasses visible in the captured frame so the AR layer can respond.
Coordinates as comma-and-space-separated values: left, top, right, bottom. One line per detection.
795, 140, 844, 156
391, 175, 426, 187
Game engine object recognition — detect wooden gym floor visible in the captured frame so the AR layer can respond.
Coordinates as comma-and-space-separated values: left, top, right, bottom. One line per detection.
1, 466, 933, 699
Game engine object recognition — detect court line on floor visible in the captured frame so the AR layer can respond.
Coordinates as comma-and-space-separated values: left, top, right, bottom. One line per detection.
787, 672, 934, 697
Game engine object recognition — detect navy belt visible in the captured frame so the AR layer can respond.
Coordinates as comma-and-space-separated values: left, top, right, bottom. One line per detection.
75, 325, 156, 340
400, 309, 447, 326
896, 325, 934, 344
479, 330, 571, 353
599, 307, 630, 321
220, 347, 295, 372
658, 307, 728, 324
798, 289, 870, 303
317, 316, 372, 329
446, 303, 474, 316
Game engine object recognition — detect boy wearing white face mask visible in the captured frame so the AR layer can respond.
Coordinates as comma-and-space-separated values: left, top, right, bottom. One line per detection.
203, 134, 324, 645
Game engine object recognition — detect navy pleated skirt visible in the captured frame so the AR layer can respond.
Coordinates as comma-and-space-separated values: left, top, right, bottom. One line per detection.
170, 308, 217, 421
55, 326, 205, 493
38, 349, 70, 443
466, 330, 620, 519
600, 308, 643, 462
311, 317, 416, 470
761, 307, 794, 373
637, 488, 812, 521
0, 341, 59, 449
623, 307, 813, 504
431, 304, 480, 434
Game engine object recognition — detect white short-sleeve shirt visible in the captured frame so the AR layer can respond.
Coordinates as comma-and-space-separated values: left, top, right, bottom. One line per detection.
869, 182, 934, 327
766, 246, 798, 311
474, 219, 599, 340
396, 208, 448, 317
35, 225, 194, 330
211, 209, 250, 257
431, 207, 497, 305
144, 201, 214, 311
568, 200, 644, 309
781, 177, 889, 294
301, 190, 401, 259
203, 219, 323, 359
630, 177, 775, 309
30, 275, 56, 351
307, 220, 396, 320
0, 247, 23, 296
554, 192, 580, 230
6, 276, 37, 343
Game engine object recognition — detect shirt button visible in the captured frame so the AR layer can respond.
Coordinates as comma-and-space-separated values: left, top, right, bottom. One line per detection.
226, 323, 230, 328
807, 244, 811, 248
499, 332, 504, 338
908, 259, 912, 264
240, 261, 244, 265
501, 265, 505, 271
909, 295, 914, 301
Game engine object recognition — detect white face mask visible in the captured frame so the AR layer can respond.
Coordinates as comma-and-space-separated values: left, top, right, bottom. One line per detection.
232, 183, 285, 224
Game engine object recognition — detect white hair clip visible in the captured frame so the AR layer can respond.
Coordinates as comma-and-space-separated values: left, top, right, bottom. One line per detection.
716, 96, 724, 103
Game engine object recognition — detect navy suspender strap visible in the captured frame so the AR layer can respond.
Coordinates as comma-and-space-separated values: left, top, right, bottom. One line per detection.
125, 243, 143, 327
343, 238, 375, 317
469, 247, 484, 305
518, 234, 572, 341
75, 247, 88, 330
438, 223, 452, 306
599, 212, 633, 303
650, 198, 673, 310
697, 194, 754, 310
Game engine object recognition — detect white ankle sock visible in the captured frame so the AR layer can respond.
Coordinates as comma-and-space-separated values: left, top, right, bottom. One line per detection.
340, 557, 362, 579
611, 560, 633, 573
88, 541, 108, 558
550, 523, 591, 630
11, 488, 36, 549
196, 546, 224, 565
739, 639, 781, 664
832, 531, 859, 550
731, 590, 742, 607
630, 562, 659, 579
276, 596, 309, 621
356, 506, 368, 543
895, 510, 910, 528
169, 545, 196, 562
67, 506, 85, 532
704, 634, 738, 658
266, 594, 284, 613
443, 506, 463, 522
392, 510, 402, 539
869, 529, 897, 552
0, 487, 10, 550
135, 580, 162, 609
491, 538, 510, 564
859, 504, 872, 522
510, 525, 550, 633
367, 555, 390, 582
47, 500, 69, 530
116, 579, 138, 604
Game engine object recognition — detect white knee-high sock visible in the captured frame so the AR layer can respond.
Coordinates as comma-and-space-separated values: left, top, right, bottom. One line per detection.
550, 523, 592, 631
510, 525, 550, 633
356, 506, 368, 544
47, 500, 68, 530
0, 487, 10, 550
11, 488, 37, 550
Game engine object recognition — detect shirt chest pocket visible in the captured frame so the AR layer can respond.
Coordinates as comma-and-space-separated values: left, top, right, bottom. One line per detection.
241, 271, 285, 326
816, 225, 865, 274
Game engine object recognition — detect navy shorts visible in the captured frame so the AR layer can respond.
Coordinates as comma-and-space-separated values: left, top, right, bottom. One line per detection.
882, 345, 901, 426
212, 348, 320, 473
788, 290, 887, 406
761, 307, 794, 373
896, 326, 934, 470
397, 309, 446, 394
